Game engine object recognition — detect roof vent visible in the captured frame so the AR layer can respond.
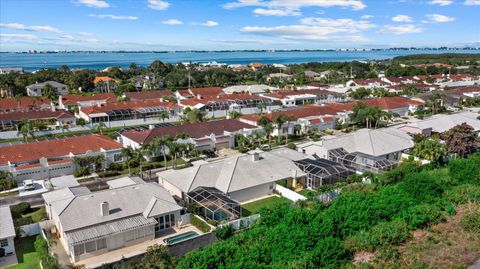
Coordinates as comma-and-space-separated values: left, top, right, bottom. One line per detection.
100, 201, 109, 216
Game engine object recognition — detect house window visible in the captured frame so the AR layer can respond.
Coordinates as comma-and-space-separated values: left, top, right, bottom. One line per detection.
85, 241, 96, 253
96, 238, 106, 250
73, 244, 85, 256
0, 239, 8, 247
113, 154, 123, 162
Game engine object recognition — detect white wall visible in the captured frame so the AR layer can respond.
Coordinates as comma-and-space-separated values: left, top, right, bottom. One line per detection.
229, 182, 275, 203
159, 177, 184, 198
0, 236, 15, 255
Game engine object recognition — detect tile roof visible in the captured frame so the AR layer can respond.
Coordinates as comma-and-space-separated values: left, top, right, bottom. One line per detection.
124, 90, 174, 101
60, 93, 116, 105
264, 89, 336, 99
189, 87, 224, 97
122, 119, 256, 144
81, 100, 180, 115
180, 93, 268, 107
0, 97, 51, 112
0, 110, 75, 122
0, 134, 122, 165
93, 76, 119, 84
0, 206, 15, 238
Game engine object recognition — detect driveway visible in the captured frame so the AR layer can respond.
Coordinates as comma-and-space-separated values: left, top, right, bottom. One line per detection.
0, 254, 18, 268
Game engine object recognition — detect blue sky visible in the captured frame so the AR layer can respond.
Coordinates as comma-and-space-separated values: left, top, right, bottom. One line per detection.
0, 0, 479, 51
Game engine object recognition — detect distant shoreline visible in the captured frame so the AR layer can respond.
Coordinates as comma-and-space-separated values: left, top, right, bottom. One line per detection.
1, 47, 479, 54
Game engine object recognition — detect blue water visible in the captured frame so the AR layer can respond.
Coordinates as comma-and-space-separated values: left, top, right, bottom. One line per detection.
163, 231, 199, 245
0, 50, 478, 72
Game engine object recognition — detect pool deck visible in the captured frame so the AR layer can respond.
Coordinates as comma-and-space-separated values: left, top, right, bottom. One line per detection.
74, 225, 203, 269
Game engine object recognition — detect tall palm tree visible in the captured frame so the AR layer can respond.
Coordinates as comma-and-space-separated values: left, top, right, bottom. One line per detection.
168, 141, 180, 169
17, 119, 34, 142
95, 121, 107, 135
264, 122, 274, 145
121, 147, 134, 175
158, 111, 169, 122
152, 135, 173, 169
274, 115, 287, 143
257, 103, 266, 114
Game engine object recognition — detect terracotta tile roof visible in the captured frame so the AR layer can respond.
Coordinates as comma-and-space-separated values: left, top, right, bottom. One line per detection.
0, 110, 75, 122
352, 78, 386, 86
180, 93, 267, 107
0, 97, 51, 112
122, 119, 256, 144
264, 89, 336, 99
60, 93, 116, 105
386, 83, 438, 91
93, 76, 119, 84
449, 74, 478, 81
81, 100, 180, 115
189, 87, 224, 97
360, 96, 424, 109
124, 90, 174, 101
445, 86, 480, 93
0, 134, 122, 166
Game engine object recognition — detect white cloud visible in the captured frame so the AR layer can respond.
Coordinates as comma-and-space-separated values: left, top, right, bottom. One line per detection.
0, 33, 38, 40
380, 24, 422, 35
464, 0, 480, 5
147, 0, 170, 10
224, 0, 367, 11
300, 17, 376, 31
361, 15, 373, 19
0, 23, 61, 33
201, 20, 219, 27
426, 14, 455, 22
77, 0, 110, 8
161, 19, 183, 25
428, 0, 453, 6
392, 15, 413, 22
253, 8, 301, 16
241, 25, 368, 42
89, 14, 138, 20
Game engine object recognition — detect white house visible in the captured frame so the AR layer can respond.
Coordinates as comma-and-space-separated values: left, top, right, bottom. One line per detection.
42, 179, 183, 263
0, 206, 16, 265
26, 81, 69, 97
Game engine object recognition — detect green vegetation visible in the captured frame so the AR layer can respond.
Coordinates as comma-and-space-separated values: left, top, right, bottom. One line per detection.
175, 152, 480, 269
190, 214, 211, 233
0, 170, 17, 191
6, 236, 40, 269
241, 196, 291, 216
33, 236, 59, 269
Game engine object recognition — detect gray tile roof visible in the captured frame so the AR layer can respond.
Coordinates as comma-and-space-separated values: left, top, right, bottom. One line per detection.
0, 206, 15, 239
57, 182, 181, 232
66, 214, 156, 244
42, 186, 91, 215
401, 111, 480, 133
298, 127, 414, 157
157, 148, 309, 194
106, 176, 144, 189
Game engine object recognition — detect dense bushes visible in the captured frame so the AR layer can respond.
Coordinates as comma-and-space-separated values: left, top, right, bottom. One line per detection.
190, 215, 211, 233
345, 220, 410, 252
215, 225, 234, 240
447, 153, 480, 185
34, 236, 59, 269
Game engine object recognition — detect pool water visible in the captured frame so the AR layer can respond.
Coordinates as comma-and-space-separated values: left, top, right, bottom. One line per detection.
163, 231, 199, 245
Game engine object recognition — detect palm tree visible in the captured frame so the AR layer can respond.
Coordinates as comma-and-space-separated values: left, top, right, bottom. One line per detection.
17, 119, 34, 142
274, 115, 287, 143
412, 138, 447, 162
264, 122, 274, 145
257, 103, 266, 114
158, 111, 169, 122
121, 147, 134, 175
151, 135, 173, 169
168, 141, 180, 169
95, 121, 107, 135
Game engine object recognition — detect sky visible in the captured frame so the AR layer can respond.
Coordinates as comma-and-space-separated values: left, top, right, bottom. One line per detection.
0, 0, 479, 51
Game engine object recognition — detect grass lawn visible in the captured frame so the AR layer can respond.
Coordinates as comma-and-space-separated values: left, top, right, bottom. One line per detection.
6, 236, 40, 269
0, 190, 19, 197
242, 196, 291, 217
22, 206, 46, 223
298, 189, 318, 197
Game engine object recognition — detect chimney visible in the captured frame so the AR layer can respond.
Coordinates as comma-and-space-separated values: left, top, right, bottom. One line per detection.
252, 152, 260, 162
100, 201, 109, 216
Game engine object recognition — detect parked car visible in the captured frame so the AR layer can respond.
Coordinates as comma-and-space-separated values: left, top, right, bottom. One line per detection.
260, 144, 271, 151
23, 180, 36, 191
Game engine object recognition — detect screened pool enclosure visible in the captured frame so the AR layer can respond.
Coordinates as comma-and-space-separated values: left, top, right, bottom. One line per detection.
186, 187, 242, 221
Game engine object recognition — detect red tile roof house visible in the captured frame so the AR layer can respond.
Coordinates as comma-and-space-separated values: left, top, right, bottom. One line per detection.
178, 93, 281, 118
124, 90, 174, 102
240, 97, 424, 136
174, 87, 224, 100
0, 134, 124, 182
92, 76, 119, 93
78, 100, 182, 127
0, 110, 76, 132
262, 89, 345, 107
0, 96, 53, 113
58, 93, 116, 110
119, 119, 259, 153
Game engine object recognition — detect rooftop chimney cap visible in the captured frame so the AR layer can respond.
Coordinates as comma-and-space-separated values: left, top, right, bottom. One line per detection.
252, 152, 260, 162
101, 201, 109, 216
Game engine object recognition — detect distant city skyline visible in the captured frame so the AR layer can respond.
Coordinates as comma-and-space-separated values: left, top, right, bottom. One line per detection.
0, 0, 479, 51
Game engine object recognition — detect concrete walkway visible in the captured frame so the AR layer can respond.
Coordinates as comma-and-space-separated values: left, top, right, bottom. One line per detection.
0, 254, 18, 268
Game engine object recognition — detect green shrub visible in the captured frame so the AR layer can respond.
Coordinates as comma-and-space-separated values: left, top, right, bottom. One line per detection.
107, 162, 124, 171
402, 204, 445, 229
447, 154, 480, 185
445, 184, 480, 204
460, 211, 480, 234
10, 202, 31, 219
190, 215, 211, 233
375, 160, 422, 186
397, 172, 445, 203
215, 225, 234, 240
98, 171, 121, 178
287, 142, 296, 150
74, 166, 91, 177
345, 219, 410, 252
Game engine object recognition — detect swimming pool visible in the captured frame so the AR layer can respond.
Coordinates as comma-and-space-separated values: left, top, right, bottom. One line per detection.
163, 231, 199, 245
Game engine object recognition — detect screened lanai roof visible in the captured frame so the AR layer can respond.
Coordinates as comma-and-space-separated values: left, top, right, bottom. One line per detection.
294, 158, 352, 178
186, 186, 241, 221
136, 106, 168, 114
106, 108, 137, 117
343, 152, 397, 168
328, 147, 397, 171
187, 187, 239, 207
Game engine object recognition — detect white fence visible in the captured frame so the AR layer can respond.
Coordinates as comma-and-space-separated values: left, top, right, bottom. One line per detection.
275, 185, 307, 202
317, 189, 342, 203
20, 223, 41, 237
218, 214, 260, 230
